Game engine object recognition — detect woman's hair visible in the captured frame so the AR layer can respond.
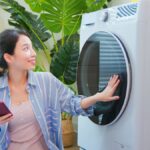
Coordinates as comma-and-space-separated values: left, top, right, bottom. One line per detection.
0, 29, 29, 76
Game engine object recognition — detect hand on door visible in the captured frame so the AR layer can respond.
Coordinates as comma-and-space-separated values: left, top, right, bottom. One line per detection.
80, 75, 120, 109
94, 75, 120, 102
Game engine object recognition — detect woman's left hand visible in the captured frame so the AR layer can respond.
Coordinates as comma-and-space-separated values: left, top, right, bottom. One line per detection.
94, 75, 120, 102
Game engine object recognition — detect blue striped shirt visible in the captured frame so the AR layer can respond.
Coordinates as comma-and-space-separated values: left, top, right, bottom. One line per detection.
0, 70, 93, 150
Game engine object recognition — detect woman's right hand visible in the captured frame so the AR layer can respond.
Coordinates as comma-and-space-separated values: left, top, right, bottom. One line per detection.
0, 114, 13, 125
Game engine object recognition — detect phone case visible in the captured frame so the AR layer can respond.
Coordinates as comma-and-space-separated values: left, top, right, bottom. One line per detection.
0, 101, 13, 117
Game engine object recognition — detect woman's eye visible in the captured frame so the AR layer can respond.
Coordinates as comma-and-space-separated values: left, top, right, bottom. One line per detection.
23, 47, 29, 51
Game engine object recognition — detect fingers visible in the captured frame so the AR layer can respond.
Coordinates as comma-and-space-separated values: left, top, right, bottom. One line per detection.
113, 78, 120, 89
0, 114, 13, 122
109, 96, 120, 101
108, 75, 120, 87
0, 116, 13, 125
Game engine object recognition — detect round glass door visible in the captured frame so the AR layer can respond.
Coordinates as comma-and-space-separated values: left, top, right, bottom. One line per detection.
77, 31, 131, 125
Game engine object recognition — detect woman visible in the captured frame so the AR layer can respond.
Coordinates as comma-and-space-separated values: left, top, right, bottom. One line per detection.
0, 29, 120, 150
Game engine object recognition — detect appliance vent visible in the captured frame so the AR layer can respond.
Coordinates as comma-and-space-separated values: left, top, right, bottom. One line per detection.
117, 3, 138, 18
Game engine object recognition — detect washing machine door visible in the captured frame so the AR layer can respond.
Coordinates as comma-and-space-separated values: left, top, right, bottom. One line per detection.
77, 31, 131, 125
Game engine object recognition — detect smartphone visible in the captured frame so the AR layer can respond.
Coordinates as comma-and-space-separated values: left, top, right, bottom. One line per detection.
0, 101, 13, 117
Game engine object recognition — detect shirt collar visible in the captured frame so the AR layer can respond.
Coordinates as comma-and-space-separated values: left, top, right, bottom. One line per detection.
0, 70, 37, 89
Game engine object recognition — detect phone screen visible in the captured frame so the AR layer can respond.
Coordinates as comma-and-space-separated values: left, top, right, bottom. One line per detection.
0, 102, 13, 117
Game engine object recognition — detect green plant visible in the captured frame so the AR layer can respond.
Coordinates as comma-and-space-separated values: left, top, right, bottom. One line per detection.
25, 0, 87, 91
25, 0, 87, 49
50, 34, 79, 85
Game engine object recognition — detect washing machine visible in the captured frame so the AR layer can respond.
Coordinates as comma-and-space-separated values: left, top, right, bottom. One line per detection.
77, 0, 150, 150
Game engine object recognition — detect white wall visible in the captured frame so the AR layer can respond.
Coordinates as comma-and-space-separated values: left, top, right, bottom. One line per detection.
0, 9, 10, 31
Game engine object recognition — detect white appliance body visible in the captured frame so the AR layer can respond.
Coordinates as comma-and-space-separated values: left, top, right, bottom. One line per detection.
77, 1, 150, 150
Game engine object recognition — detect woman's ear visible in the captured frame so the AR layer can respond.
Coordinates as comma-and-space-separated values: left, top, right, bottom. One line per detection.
3, 53, 14, 64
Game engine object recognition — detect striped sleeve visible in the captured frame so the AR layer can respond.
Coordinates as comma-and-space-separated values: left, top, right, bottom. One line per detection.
51, 74, 94, 116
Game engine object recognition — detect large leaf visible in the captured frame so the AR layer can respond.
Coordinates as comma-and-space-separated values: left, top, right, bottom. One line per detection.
50, 34, 79, 84
0, 0, 51, 57
24, 0, 44, 12
39, 0, 87, 35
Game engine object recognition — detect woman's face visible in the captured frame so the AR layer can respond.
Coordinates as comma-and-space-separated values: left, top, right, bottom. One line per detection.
7, 34, 37, 71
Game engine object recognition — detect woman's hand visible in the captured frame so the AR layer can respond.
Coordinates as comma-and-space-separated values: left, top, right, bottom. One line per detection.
0, 114, 13, 125
93, 75, 120, 102
80, 75, 120, 109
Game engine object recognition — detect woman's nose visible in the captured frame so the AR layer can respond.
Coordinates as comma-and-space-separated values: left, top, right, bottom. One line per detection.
31, 48, 36, 57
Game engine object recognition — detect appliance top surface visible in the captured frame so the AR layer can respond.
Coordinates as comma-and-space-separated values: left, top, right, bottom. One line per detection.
81, 2, 138, 26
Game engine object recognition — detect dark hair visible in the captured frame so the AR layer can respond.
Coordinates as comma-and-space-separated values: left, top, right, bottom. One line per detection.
0, 29, 29, 76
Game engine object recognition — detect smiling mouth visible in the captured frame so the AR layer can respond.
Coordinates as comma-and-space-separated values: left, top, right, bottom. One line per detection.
28, 59, 36, 64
